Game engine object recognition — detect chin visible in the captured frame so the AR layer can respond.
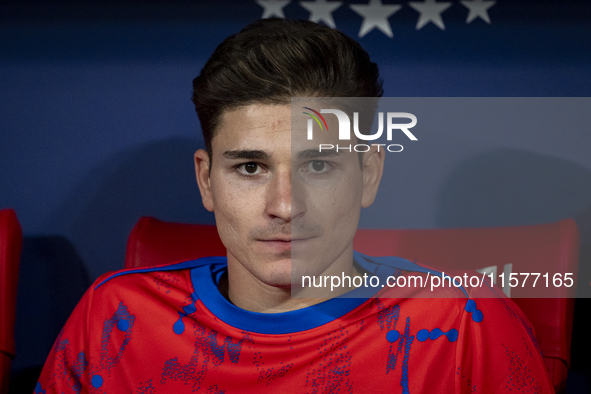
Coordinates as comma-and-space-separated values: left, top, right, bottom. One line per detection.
260, 271, 293, 288
256, 258, 293, 288
290, 253, 334, 278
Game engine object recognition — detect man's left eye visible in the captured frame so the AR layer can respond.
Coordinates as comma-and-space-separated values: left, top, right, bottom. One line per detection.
305, 160, 331, 174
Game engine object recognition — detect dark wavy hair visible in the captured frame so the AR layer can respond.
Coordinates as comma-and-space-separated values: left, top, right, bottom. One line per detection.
192, 18, 383, 161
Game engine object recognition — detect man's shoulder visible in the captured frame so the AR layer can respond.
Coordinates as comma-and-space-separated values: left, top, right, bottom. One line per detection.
359, 252, 532, 328
89, 256, 226, 300
356, 251, 472, 299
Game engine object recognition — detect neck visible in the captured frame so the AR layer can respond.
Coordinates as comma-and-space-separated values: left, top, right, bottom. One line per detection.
222, 248, 362, 313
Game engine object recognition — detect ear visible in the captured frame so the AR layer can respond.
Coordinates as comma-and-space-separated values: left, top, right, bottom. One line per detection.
361, 145, 385, 208
194, 149, 214, 212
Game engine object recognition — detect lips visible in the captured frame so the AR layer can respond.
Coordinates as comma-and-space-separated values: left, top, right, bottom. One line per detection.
257, 237, 314, 254
259, 237, 313, 242
260, 237, 292, 242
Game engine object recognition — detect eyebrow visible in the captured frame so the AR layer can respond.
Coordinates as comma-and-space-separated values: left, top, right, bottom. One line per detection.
222, 150, 271, 161
296, 149, 341, 160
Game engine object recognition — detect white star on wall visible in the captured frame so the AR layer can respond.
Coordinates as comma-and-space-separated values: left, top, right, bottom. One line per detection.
461, 0, 496, 24
409, 0, 452, 30
300, 0, 342, 28
256, 0, 291, 18
350, 0, 402, 38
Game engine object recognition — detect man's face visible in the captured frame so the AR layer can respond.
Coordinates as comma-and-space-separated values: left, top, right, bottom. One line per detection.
194, 103, 383, 291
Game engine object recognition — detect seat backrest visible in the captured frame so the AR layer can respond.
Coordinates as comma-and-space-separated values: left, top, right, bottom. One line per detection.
125, 216, 579, 392
125, 217, 226, 269
0, 209, 23, 394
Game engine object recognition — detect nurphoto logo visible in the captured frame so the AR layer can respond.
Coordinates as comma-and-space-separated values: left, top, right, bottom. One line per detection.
303, 107, 418, 153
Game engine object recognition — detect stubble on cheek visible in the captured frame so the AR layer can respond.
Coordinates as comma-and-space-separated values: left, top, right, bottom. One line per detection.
211, 183, 247, 252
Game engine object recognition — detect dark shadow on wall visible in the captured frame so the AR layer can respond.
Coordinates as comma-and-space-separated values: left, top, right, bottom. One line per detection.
10, 136, 216, 392
44, 136, 216, 280
568, 206, 591, 394
436, 148, 591, 393
436, 149, 591, 228
10, 236, 91, 394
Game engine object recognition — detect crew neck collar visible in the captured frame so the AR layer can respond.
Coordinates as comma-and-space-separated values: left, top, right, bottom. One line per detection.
189, 254, 381, 334
188, 252, 443, 334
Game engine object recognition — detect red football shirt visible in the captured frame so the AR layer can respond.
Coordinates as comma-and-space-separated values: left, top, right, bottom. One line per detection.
36, 254, 553, 393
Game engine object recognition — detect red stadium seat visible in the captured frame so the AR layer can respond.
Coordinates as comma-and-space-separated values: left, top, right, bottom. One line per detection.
125, 218, 226, 269
0, 209, 23, 394
125, 216, 579, 392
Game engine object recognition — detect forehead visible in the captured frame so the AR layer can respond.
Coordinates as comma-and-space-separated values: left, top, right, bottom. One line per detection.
214, 104, 291, 147
213, 103, 344, 151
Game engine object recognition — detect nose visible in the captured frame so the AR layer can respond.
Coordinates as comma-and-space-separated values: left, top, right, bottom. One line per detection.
265, 169, 305, 222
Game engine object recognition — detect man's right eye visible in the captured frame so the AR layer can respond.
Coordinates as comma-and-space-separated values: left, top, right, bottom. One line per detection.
237, 162, 262, 176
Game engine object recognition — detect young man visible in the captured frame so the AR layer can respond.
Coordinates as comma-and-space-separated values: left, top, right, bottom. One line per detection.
37, 19, 553, 393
